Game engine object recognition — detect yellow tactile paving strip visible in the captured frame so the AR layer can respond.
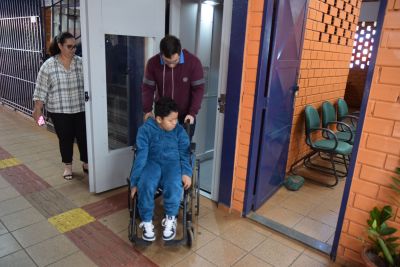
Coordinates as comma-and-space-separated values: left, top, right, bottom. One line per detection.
0, 157, 21, 169
48, 208, 96, 233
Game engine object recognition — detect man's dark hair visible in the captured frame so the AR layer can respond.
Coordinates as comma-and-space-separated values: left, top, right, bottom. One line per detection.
155, 97, 178, 118
160, 35, 181, 58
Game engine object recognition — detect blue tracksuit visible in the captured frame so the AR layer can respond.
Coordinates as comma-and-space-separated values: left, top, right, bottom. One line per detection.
130, 118, 192, 222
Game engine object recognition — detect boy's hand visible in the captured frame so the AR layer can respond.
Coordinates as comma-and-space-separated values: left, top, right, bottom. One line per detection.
130, 186, 137, 199
182, 175, 192, 190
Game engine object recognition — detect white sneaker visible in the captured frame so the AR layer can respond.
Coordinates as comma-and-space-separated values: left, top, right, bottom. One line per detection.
139, 221, 155, 241
162, 215, 177, 241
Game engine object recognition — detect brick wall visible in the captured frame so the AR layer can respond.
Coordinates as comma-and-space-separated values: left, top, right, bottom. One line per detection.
230, 0, 264, 212
337, 0, 400, 264
286, 0, 362, 171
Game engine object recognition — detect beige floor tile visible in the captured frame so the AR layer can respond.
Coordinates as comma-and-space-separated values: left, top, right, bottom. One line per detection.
293, 217, 336, 243
0, 233, 22, 257
191, 225, 217, 251
0, 186, 20, 202
0, 250, 36, 267
174, 253, 216, 267
100, 209, 129, 234
269, 232, 307, 253
0, 222, 7, 236
26, 235, 78, 267
221, 222, 267, 251
303, 248, 333, 265
11, 220, 60, 248
291, 254, 328, 267
232, 254, 273, 267
307, 204, 339, 228
47, 251, 97, 267
251, 238, 301, 267
198, 211, 242, 235
0, 196, 32, 217
0, 176, 10, 189
1, 207, 45, 231
280, 194, 319, 216
137, 240, 192, 267
257, 206, 304, 228
196, 237, 246, 267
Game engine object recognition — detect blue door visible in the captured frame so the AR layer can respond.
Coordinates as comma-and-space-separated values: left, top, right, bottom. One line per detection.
250, 0, 308, 210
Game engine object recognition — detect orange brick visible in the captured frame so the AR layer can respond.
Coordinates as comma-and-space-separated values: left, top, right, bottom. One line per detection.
336, 0, 344, 10
348, 221, 368, 240
393, 122, 400, 138
245, 69, 257, 82
239, 132, 251, 146
235, 178, 246, 191
369, 84, 400, 102
360, 165, 396, 187
242, 94, 254, 108
363, 117, 394, 136
231, 199, 243, 212
385, 155, 400, 171
366, 134, 400, 155
395, 0, 400, 10
249, 12, 263, 27
343, 247, 363, 264
323, 14, 332, 24
374, 102, 400, 121
233, 188, 244, 201
376, 49, 400, 67
247, 41, 260, 55
357, 148, 387, 168
353, 194, 388, 212
377, 186, 398, 203
237, 155, 249, 168
385, 10, 400, 29
342, 219, 350, 232
247, 27, 262, 41
246, 55, 259, 69
387, 31, 400, 48
340, 233, 363, 253
350, 179, 379, 198
238, 144, 250, 157
236, 167, 247, 179
249, 0, 264, 12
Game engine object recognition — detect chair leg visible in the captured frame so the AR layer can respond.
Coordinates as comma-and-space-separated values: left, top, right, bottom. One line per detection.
342, 154, 348, 173
329, 154, 339, 187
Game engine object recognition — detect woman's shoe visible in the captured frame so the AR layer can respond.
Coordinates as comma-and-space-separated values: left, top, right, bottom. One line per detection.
63, 163, 73, 180
82, 163, 89, 174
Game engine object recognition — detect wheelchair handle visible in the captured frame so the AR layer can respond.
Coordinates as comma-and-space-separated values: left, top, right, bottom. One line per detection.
184, 119, 191, 135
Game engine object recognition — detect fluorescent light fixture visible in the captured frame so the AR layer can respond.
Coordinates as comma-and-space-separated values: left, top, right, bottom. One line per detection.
203, 0, 220, 6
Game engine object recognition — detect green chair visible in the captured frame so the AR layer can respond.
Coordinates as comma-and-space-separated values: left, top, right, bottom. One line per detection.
337, 98, 358, 132
290, 105, 353, 187
322, 101, 354, 145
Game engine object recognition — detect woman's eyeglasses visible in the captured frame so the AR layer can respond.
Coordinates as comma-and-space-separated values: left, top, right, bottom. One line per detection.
65, 44, 77, 50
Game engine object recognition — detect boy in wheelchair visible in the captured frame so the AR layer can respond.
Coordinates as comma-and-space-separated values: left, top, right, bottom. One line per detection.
130, 97, 192, 242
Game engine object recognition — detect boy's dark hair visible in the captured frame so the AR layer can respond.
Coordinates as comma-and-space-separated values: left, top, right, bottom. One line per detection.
49, 32, 75, 56
155, 97, 178, 118
160, 35, 181, 58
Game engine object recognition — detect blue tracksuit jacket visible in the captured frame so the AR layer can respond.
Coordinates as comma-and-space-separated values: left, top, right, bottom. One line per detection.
129, 118, 192, 221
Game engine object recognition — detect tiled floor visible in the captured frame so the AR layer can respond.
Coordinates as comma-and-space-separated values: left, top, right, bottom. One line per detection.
0, 105, 342, 266
255, 158, 346, 246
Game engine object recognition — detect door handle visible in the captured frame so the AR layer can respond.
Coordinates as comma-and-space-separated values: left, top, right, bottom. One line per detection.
85, 92, 90, 102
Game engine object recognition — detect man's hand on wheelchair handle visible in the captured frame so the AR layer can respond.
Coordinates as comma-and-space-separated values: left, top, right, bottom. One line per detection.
182, 175, 192, 190
184, 115, 194, 125
130, 186, 137, 199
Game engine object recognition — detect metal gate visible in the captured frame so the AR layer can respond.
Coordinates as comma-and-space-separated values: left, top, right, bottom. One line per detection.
0, 0, 44, 115
0, 0, 81, 115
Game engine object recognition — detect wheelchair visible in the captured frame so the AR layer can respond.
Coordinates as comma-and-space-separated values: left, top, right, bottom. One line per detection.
127, 124, 200, 247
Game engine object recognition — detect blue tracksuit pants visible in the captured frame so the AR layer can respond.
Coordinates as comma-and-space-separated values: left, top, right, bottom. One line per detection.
137, 159, 183, 222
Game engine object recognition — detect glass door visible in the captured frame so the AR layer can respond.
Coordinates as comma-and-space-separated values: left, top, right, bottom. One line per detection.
81, 0, 165, 192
